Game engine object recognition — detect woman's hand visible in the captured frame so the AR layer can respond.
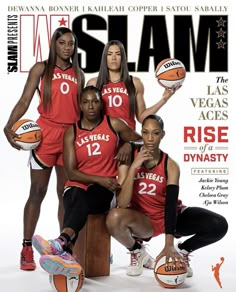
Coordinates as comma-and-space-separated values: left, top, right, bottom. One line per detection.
115, 142, 132, 164
162, 84, 181, 103
156, 244, 183, 265
131, 147, 153, 169
4, 125, 22, 150
97, 177, 121, 192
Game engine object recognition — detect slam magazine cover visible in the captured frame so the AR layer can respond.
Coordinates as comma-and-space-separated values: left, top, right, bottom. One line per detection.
0, 0, 235, 291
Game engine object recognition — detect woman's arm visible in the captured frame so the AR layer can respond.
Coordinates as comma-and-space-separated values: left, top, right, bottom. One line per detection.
4, 62, 45, 149
116, 147, 153, 208
158, 157, 181, 262
110, 117, 142, 143
133, 76, 176, 123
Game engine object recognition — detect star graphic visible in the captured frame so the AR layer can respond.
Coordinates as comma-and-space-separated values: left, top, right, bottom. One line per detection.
216, 39, 227, 49
59, 17, 67, 26
216, 17, 227, 27
216, 28, 226, 38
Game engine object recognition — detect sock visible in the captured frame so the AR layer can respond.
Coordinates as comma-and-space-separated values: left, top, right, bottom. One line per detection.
23, 239, 32, 246
128, 241, 142, 251
64, 246, 73, 255
178, 242, 191, 253
58, 233, 71, 248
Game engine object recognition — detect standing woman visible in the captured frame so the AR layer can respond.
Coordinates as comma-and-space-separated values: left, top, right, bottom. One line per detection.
3, 27, 84, 271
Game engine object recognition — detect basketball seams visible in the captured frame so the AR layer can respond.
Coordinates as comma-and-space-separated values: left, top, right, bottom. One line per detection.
49, 273, 83, 292
155, 58, 186, 89
12, 119, 32, 132
156, 66, 185, 77
154, 256, 187, 288
155, 270, 187, 275
155, 262, 187, 275
14, 131, 42, 142
15, 128, 41, 136
14, 140, 41, 145
12, 119, 42, 150
154, 275, 181, 288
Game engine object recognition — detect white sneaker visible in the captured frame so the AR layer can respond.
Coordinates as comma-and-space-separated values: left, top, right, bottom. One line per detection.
142, 246, 155, 269
127, 246, 149, 276
175, 242, 193, 277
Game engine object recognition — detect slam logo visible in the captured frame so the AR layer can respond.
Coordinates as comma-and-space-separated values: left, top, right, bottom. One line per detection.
7, 14, 70, 73
7, 14, 228, 73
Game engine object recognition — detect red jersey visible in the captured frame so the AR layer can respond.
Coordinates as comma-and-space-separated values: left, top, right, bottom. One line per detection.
101, 81, 135, 129
130, 151, 184, 237
37, 65, 79, 124
65, 115, 119, 190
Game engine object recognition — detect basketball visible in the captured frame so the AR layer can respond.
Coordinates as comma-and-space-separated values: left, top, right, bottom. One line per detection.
155, 58, 186, 89
49, 272, 85, 292
154, 256, 187, 289
12, 119, 42, 151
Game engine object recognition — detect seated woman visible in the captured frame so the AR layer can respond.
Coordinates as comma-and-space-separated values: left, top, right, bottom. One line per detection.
106, 114, 228, 277
31, 85, 143, 277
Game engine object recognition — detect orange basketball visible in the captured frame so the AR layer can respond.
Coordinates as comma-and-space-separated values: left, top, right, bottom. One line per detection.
154, 256, 187, 289
49, 272, 85, 292
12, 119, 42, 151
155, 58, 186, 89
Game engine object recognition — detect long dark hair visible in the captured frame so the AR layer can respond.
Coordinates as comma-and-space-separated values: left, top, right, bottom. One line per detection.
95, 40, 136, 117
43, 27, 82, 108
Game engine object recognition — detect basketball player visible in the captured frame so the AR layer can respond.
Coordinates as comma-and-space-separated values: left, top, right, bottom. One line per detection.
105, 114, 228, 277
87, 40, 177, 183
32, 86, 144, 277
3, 27, 84, 271
86, 39, 179, 269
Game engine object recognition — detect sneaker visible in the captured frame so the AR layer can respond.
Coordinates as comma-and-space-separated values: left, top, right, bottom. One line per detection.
39, 252, 83, 278
127, 246, 149, 276
175, 242, 193, 277
140, 244, 155, 269
143, 252, 155, 269
20, 244, 36, 271
110, 253, 113, 264
32, 235, 64, 256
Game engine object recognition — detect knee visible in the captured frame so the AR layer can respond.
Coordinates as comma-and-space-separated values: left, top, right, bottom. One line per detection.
29, 182, 48, 203
218, 216, 228, 238
212, 215, 228, 240
106, 208, 123, 233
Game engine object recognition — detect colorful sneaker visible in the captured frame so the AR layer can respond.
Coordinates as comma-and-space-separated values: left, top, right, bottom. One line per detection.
20, 244, 36, 271
175, 242, 193, 277
39, 252, 82, 278
32, 235, 64, 256
127, 246, 149, 276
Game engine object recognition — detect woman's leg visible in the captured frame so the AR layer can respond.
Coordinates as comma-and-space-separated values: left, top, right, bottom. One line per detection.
175, 207, 228, 252
106, 207, 154, 276
23, 167, 52, 239
55, 165, 67, 231
21, 167, 52, 271
106, 208, 153, 248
